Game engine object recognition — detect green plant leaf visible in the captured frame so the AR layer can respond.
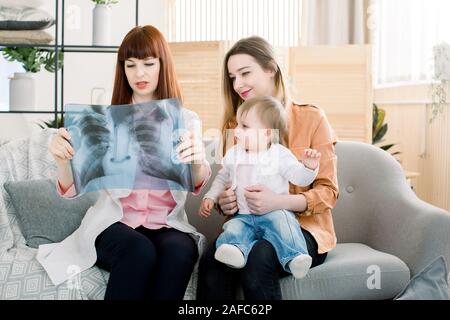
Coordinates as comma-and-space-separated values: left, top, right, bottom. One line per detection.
372, 104, 378, 136
376, 108, 385, 131
37, 116, 64, 129
380, 143, 394, 151
1, 47, 63, 73
373, 123, 388, 145
372, 103, 387, 144
372, 103, 400, 159
43, 50, 64, 73
373, 109, 385, 140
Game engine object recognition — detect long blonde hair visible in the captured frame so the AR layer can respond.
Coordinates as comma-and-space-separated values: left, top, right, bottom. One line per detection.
221, 36, 287, 150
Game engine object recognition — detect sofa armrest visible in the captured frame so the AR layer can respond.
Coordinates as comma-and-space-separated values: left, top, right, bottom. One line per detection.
334, 141, 450, 278
366, 182, 450, 277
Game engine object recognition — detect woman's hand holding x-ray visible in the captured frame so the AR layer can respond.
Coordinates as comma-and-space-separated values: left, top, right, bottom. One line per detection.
49, 128, 75, 165
49, 127, 76, 191
175, 130, 207, 186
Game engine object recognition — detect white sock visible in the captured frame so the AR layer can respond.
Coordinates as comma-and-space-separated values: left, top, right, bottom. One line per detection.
214, 244, 245, 268
289, 254, 312, 279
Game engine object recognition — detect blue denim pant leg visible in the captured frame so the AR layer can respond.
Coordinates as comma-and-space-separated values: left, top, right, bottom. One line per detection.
216, 214, 258, 266
257, 210, 309, 273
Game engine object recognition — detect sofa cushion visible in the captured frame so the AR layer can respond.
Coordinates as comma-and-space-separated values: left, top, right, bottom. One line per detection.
3, 179, 98, 248
0, 6, 55, 30
280, 243, 410, 299
0, 246, 109, 300
0, 29, 53, 44
395, 255, 450, 300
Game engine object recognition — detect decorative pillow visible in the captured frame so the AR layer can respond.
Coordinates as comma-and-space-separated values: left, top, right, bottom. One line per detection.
0, 0, 44, 8
4, 179, 99, 248
395, 256, 450, 300
0, 6, 55, 30
0, 29, 53, 44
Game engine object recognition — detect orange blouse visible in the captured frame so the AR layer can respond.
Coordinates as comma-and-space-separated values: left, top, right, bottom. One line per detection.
287, 103, 339, 254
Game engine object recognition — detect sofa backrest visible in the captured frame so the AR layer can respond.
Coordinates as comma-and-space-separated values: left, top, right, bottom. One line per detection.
1, 130, 412, 251
332, 141, 413, 244
0, 128, 58, 250
186, 164, 224, 247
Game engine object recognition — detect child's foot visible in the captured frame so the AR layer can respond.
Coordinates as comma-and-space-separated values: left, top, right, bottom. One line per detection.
214, 244, 245, 268
289, 254, 312, 279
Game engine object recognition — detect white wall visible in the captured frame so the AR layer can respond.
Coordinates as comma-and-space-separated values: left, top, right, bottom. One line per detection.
0, 0, 168, 142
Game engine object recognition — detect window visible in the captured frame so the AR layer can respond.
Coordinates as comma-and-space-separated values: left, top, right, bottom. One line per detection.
168, 0, 302, 47
373, 0, 450, 86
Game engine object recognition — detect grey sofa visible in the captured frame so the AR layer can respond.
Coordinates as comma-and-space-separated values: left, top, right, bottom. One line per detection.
1, 129, 449, 300
186, 141, 450, 299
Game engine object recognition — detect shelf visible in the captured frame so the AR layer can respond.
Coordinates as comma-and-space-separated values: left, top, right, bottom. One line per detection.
0, 44, 119, 53
0, 44, 57, 49
0, 0, 139, 122
62, 45, 119, 53
0, 110, 63, 114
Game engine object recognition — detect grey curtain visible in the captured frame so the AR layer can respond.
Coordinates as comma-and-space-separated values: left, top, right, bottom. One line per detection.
301, 0, 370, 45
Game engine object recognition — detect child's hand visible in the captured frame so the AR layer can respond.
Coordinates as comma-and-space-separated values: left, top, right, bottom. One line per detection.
199, 198, 215, 218
301, 148, 321, 170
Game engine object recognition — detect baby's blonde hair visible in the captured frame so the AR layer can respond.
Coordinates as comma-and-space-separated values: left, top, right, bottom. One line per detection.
237, 96, 288, 146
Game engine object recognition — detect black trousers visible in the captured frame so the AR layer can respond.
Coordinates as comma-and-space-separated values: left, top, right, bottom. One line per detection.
95, 222, 198, 300
197, 228, 327, 300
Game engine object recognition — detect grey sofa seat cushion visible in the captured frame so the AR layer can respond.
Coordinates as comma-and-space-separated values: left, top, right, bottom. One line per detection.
3, 179, 99, 248
280, 243, 410, 300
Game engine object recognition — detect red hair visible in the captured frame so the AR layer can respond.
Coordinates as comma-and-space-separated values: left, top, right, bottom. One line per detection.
111, 25, 182, 105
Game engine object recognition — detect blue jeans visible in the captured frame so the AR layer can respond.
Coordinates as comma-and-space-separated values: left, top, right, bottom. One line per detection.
216, 210, 309, 273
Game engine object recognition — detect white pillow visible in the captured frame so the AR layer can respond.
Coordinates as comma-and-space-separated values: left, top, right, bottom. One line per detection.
0, 30, 54, 44
0, 6, 55, 30
0, 0, 44, 8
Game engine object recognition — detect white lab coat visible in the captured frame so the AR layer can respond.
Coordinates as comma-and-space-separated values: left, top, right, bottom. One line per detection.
37, 109, 207, 286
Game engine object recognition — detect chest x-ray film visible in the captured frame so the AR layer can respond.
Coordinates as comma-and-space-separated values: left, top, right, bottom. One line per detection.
64, 98, 194, 195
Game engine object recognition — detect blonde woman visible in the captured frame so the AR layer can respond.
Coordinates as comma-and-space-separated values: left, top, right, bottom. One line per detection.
197, 36, 338, 300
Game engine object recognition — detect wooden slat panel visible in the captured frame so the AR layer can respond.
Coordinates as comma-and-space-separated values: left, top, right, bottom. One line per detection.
327, 114, 369, 141
289, 45, 373, 142
169, 41, 229, 133
422, 104, 450, 211
381, 104, 425, 190
170, 42, 373, 143
379, 102, 450, 212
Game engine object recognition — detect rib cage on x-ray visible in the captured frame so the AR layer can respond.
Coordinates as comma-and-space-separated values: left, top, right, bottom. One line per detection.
75, 106, 109, 189
132, 102, 192, 189
65, 99, 194, 195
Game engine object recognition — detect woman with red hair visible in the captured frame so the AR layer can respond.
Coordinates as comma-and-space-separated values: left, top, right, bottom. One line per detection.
44, 25, 209, 300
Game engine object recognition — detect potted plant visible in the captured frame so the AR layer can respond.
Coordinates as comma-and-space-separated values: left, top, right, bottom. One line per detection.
37, 116, 64, 129
91, 0, 119, 46
430, 42, 450, 122
1, 47, 63, 111
372, 103, 400, 159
